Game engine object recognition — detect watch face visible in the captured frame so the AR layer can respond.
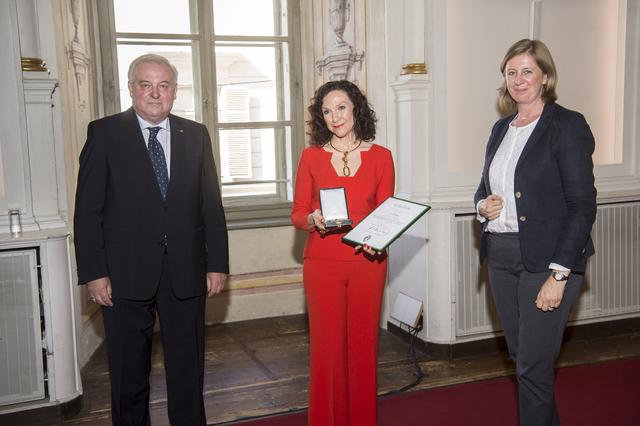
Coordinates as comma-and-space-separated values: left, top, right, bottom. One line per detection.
553, 272, 566, 281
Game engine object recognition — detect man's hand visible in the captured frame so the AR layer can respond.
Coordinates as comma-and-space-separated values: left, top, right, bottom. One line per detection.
87, 277, 113, 307
207, 272, 227, 297
478, 194, 504, 221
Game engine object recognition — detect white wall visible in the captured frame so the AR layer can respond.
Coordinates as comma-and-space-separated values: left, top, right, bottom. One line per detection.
538, 0, 626, 165
432, 0, 639, 194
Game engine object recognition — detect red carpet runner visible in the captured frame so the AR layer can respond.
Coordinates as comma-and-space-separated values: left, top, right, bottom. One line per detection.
224, 356, 640, 426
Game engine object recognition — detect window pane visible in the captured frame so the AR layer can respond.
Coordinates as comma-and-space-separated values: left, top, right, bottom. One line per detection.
213, 0, 288, 36
117, 43, 199, 122
215, 43, 290, 122
220, 127, 291, 199
113, 0, 193, 34
104, 0, 300, 213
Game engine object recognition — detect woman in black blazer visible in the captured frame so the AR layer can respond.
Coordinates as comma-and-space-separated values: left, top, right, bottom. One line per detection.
474, 39, 596, 426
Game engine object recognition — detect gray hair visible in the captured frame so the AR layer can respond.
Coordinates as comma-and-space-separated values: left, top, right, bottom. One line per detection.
127, 54, 178, 84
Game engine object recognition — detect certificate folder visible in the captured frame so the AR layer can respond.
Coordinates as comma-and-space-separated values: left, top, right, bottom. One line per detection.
342, 196, 431, 251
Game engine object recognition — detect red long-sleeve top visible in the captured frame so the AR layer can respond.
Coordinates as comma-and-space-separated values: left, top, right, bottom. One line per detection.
291, 144, 395, 261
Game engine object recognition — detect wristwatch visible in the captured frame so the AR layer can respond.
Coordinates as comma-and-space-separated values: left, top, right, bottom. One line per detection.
551, 270, 569, 282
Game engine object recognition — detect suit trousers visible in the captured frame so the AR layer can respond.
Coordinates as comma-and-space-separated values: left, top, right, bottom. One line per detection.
303, 257, 387, 426
486, 233, 583, 426
102, 254, 207, 426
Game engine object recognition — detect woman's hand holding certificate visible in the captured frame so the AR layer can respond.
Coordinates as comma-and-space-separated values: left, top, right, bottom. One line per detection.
343, 197, 430, 251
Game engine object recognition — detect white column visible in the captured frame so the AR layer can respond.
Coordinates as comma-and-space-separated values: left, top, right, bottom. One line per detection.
16, 0, 47, 72
391, 75, 430, 199
23, 76, 66, 229
0, 0, 29, 223
385, 0, 456, 345
385, 0, 430, 335
388, 74, 457, 344
14, 0, 67, 230
402, 0, 425, 65
16, 0, 41, 59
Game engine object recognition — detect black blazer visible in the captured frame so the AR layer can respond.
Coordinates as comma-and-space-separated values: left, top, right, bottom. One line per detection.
474, 102, 597, 273
74, 108, 229, 299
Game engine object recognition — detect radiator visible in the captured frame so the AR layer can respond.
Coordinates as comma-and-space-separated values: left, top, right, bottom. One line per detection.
0, 249, 45, 406
454, 202, 640, 338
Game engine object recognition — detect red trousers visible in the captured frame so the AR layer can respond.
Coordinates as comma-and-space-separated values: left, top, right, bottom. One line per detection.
304, 257, 387, 426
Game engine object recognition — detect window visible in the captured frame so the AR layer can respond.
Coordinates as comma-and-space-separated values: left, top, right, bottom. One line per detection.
95, 0, 303, 227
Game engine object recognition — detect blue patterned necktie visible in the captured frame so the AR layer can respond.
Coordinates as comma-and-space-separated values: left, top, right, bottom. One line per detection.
147, 126, 169, 200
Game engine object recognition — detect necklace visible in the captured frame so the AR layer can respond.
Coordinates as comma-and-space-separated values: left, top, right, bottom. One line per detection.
329, 140, 362, 176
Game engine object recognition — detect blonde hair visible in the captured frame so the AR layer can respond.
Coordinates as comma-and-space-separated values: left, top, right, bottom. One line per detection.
498, 39, 558, 115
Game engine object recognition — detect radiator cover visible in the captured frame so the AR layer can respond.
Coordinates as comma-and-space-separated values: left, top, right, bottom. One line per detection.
454, 202, 640, 338
0, 249, 45, 406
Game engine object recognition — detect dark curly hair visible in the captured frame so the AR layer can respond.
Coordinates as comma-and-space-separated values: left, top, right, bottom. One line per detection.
306, 80, 377, 146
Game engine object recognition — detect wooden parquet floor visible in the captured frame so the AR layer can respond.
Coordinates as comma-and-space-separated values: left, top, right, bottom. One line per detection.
51, 314, 640, 425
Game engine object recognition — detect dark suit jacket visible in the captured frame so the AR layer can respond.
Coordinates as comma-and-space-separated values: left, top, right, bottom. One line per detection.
74, 108, 229, 299
474, 102, 597, 273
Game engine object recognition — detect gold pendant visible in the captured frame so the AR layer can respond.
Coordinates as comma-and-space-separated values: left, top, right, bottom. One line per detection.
342, 152, 350, 176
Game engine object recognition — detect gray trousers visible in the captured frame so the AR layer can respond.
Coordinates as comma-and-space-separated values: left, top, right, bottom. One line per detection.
486, 233, 583, 426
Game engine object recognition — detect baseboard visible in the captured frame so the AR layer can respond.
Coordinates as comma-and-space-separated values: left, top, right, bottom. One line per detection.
387, 317, 640, 360
0, 395, 82, 426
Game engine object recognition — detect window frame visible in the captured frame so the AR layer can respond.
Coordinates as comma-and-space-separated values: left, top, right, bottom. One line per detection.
94, 0, 304, 229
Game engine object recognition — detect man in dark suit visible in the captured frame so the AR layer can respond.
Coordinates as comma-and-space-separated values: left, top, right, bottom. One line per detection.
74, 53, 228, 426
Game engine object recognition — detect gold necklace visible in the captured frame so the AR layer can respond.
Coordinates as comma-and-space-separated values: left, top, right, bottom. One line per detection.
329, 140, 362, 176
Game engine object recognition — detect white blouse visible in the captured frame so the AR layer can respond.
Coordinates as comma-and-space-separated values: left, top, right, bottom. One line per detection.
486, 117, 538, 233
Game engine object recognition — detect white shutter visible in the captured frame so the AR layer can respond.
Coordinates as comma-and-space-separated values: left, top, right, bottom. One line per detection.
220, 86, 252, 179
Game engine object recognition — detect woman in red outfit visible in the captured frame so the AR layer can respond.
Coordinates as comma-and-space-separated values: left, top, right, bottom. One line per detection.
291, 80, 395, 426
